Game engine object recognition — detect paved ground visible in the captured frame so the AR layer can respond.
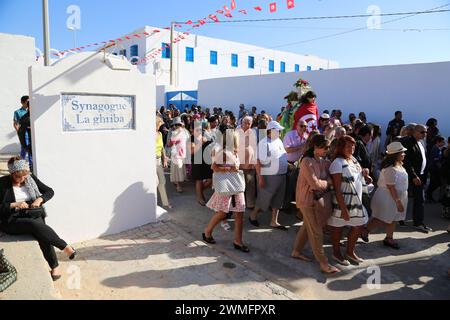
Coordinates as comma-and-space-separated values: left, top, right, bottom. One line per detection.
53, 221, 297, 300
165, 179, 450, 300
2, 152, 449, 300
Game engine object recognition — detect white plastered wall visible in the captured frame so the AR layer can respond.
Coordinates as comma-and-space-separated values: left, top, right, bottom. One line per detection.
29, 52, 160, 244
198, 61, 450, 137
0, 33, 37, 153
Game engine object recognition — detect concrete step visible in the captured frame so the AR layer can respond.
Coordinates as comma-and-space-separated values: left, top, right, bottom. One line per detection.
0, 234, 60, 300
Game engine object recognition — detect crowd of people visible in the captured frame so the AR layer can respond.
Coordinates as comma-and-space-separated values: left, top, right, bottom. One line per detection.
156, 94, 450, 275
2, 93, 449, 282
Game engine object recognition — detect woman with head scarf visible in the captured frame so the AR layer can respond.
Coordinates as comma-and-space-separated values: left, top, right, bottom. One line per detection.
0, 157, 76, 281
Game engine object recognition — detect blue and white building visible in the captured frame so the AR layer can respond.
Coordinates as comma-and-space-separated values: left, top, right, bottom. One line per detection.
112, 26, 340, 108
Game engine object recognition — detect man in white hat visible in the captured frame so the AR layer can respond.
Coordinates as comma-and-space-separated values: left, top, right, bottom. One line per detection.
318, 113, 330, 134
250, 121, 289, 230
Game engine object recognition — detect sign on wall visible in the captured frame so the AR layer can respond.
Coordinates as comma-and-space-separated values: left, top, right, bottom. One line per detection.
61, 93, 135, 132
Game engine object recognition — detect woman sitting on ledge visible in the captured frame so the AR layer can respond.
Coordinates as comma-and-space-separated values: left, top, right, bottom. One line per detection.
0, 157, 76, 281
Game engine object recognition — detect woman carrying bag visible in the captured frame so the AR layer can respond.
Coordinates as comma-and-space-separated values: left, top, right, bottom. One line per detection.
202, 125, 249, 253
292, 135, 340, 274
0, 157, 76, 281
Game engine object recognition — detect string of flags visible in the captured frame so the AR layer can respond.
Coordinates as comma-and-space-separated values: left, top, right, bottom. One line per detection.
53, 0, 296, 60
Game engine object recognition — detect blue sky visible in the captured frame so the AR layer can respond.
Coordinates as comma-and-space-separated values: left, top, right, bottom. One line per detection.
1, 0, 449, 67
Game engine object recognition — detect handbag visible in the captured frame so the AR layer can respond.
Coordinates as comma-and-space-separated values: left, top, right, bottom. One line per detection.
0, 249, 18, 293
213, 170, 245, 196
314, 191, 333, 227
18, 207, 47, 219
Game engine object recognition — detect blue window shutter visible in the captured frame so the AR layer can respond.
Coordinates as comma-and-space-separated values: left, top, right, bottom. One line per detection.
307, 65, 312, 71
130, 45, 138, 57
186, 47, 194, 62
210, 51, 218, 65
280, 61, 286, 73
269, 60, 274, 72
295, 64, 300, 72
248, 56, 255, 69
162, 43, 171, 59
231, 54, 238, 67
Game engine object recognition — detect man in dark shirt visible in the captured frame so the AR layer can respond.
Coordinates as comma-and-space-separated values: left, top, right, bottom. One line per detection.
386, 111, 405, 146
354, 125, 373, 173
400, 124, 432, 233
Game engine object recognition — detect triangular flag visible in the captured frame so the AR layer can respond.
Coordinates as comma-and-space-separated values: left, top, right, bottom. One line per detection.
223, 5, 230, 12
216, 10, 224, 14
239, 9, 247, 14
254, 6, 262, 11
231, 0, 237, 10
287, 0, 295, 9
198, 19, 206, 25
186, 20, 193, 25
224, 12, 233, 18
269, 2, 277, 13
209, 14, 220, 22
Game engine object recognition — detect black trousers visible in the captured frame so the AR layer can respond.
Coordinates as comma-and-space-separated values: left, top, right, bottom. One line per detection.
426, 169, 441, 200
1, 217, 68, 269
410, 174, 426, 226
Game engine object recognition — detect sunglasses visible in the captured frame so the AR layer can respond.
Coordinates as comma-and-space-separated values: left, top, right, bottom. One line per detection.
299, 125, 307, 128
420, 131, 427, 134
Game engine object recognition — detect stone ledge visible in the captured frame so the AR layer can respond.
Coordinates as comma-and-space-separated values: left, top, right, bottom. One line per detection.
0, 233, 59, 300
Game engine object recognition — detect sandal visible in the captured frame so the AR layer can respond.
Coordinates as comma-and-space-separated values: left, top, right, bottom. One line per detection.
271, 225, 289, 231
197, 200, 206, 207
234, 243, 250, 253
332, 255, 350, 266
248, 217, 260, 227
202, 233, 216, 244
383, 238, 400, 250
321, 265, 340, 274
345, 254, 364, 265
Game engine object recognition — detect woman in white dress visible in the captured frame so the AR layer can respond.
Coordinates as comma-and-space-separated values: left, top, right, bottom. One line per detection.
362, 142, 409, 249
328, 136, 371, 266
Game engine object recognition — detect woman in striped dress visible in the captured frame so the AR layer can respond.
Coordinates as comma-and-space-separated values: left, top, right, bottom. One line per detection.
328, 136, 370, 266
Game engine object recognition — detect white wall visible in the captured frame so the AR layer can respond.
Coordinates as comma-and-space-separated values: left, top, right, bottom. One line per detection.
198, 61, 450, 138
30, 52, 160, 244
0, 33, 37, 153
122, 26, 339, 91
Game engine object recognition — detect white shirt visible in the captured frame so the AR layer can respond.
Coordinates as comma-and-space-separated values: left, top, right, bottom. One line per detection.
258, 137, 288, 176
418, 140, 427, 175
13, 186, 32, 203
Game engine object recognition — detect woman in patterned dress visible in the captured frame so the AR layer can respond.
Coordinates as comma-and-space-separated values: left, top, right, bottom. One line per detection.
328, 136, 370, 266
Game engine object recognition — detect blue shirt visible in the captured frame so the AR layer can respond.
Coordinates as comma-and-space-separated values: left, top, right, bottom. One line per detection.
14, 107, 28, 123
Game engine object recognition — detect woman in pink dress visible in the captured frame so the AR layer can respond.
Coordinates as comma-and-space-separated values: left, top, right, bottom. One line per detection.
202, 126, 249, 253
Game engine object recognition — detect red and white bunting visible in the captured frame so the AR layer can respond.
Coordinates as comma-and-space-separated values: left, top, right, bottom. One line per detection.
287, 0, 295, 9
209, 14, 220, 22
254, 6, 262, 11
269, 2, 277, 13
239, 9, 247, 14
231, 0, 237, 10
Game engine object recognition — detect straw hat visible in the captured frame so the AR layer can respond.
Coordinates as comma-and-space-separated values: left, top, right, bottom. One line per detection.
386, 142, 407, 155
